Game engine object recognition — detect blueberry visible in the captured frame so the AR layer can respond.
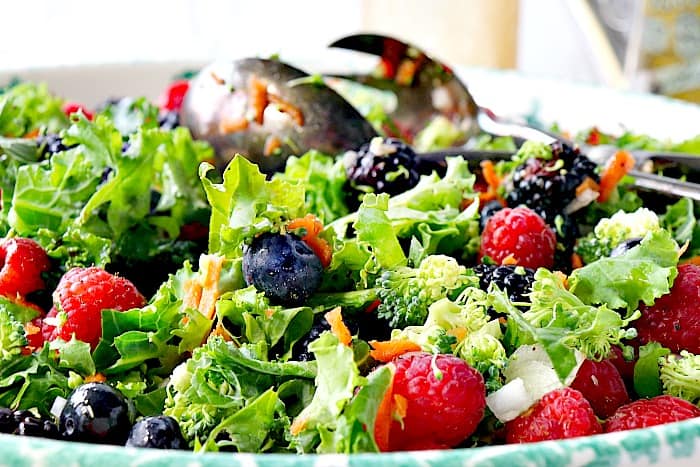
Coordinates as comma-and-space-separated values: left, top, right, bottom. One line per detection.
125, 416, 186, 449
59, 383, 133, 445
610, 237, 643, 257
243, 232, 323, 306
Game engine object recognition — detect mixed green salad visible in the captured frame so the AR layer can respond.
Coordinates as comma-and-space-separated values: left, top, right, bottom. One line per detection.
0, 78, 699, 454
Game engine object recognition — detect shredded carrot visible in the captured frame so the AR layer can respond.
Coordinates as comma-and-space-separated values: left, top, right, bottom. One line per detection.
571, 252, 583, 270
554, 271, 569, 289
477, 190, 498, 205
263, 135, 282, 156
264, 308, 276, 319
182, 278, 203, 311
198, 254, 225, 320
369, 339, 421, 363
248, 76, 268, 125
24, 128, 39, 139
210, 321, 232, 342
480, 160, 502, 191
219, 117, 249, 134
288, 214, 323, 237
325, 307, 352, 346
598, 150, 635, 202
268, 93, 305, 126
395, 58, 417, 86
288, 215, 332, 267
447, 327, 467, 342
575, 177, 600, 197
290, 416, 308, 436
210, 71, 225, 85
392, 394, 408, 422
502, 254, 518, 265
373, 373, 394, 451
681, 256, 700, 266
85, 373, 107, 383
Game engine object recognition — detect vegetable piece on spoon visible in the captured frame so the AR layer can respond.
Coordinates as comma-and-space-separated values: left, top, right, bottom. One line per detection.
180, 58, 377, 172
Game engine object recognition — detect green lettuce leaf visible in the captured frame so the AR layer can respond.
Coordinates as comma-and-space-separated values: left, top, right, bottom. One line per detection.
569, 229, 679, 313
0, 82, 68, 137
200, 155, 305, 258
634, 342, 671, 398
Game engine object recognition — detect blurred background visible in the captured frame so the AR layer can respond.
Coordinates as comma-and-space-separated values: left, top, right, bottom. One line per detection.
1, 0, 699, 102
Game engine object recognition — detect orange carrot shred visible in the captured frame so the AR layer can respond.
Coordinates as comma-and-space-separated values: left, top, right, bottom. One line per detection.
290, 416, 308, 436
85, 373, 107, 383
198, 254, 225, 320
248, 76, 268, 125
263, 135, 282, 156
288, 215, 332, 267
268, 93, 305, 126
447, 327, 467, 342
325, 307, 352, 346
598, 150, 635, 202
369, 340, 421, 363
219, 117, 249, 134
571, 252, 584, 270
502, 254, 518, 265
182, 278, 203, 311
24, 128, 40, 139
392, 394, 408, 421
575, 177, 600, 197
480, 160, 502, 191
681, 256, 700, 266
554, 271, 569, 289
373, 375, 395, 451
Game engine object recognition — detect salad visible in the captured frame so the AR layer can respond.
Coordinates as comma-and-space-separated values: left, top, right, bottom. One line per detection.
0, 74, 699, 456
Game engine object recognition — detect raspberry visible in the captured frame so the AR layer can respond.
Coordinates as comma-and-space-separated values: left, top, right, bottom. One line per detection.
62, 102, 93, 121
0, 238, 51, 299
570, 359, 630, 419
479, 207, 556, 269
607, 346, 636, 386
505, 387, 601, 443
159, 80, 190, 112
42, 267, 145, 349
635, 263, 700, 354
375, 352, 485, 451
604, 395, 700, 433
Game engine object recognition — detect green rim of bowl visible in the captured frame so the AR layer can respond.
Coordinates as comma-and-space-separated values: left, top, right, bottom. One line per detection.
1, 417, 698, 467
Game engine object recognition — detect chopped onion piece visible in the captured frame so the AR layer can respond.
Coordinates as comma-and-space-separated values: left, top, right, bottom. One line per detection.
486, 378, 535, 422
50, 396, 67, 420
564, 188, 599, 214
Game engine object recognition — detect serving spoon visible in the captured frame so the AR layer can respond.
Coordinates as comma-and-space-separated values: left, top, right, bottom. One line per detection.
329, 33, 700, 201
179, 58, 377, 173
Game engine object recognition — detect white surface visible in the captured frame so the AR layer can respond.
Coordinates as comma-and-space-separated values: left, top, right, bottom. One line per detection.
2, 60, 699, 143
0, 0, 610, 85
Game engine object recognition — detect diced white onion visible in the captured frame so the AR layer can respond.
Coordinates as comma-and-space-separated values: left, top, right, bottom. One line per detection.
564, 188, 599, 214
486, 378, 535, 422
50, 396, 67, 420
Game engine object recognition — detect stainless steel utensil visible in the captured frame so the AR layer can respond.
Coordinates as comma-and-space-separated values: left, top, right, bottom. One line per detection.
180, 58, 377, 172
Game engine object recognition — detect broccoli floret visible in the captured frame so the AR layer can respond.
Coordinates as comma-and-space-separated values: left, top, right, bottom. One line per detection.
660, 351, 700, 405
0, 308, 27, 362
376, 255, 477, 328
575, 208, 661, 264
456, 332, 507, 392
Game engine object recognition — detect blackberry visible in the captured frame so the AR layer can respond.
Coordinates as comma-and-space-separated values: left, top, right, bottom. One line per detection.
36, 133, 73, 157
474, 264, 535, 305
505, 143, 598, 220
293, 315, 359, 361
479, 200, 504, 231
533, 206, 579, 262
0, 408, 15, 434
344, 137, 420, 205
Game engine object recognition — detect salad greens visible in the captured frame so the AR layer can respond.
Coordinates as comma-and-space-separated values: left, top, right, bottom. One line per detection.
1, 78, 700, 456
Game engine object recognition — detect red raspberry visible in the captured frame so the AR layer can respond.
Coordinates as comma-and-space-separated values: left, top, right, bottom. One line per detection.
505, 387, 601, 443
479, 207, 556, 269
635, 263, 700, 354
605, 395, 700, 433
0, 238, 51, 298
374, 352, 485, 451
607, 346, 636, 385
42, 267, 146, 349
62, 102, 94, 121
159, 80, 189, 112
570, 359, 630, 419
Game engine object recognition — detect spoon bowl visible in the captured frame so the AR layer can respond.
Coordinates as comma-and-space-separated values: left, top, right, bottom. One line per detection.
180, 58, 377, 172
